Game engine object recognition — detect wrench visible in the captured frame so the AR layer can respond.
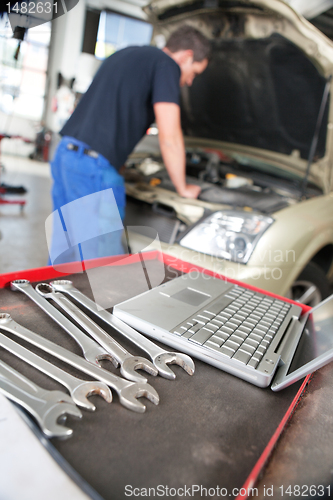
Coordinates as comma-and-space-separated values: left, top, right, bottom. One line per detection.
10, 279, 118, 368
0, 330, 112, 411
50, 280, 195, 380
0, 359, 82, 439
35, 283, 158, 384
0, 314, 159, 413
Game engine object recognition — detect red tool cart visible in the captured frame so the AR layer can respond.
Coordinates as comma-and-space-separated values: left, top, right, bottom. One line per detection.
0, 133, 29, 211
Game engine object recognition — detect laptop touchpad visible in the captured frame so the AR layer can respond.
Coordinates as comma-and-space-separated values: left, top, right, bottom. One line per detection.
170, 288, 210, 306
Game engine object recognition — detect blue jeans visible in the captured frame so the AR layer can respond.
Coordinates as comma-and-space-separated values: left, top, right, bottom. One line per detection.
49, 136, 126, 266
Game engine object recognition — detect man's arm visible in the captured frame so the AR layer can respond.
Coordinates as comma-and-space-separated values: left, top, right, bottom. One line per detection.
154, 102, 201, 199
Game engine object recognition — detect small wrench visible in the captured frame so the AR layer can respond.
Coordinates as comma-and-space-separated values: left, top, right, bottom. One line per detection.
10, 279, 118, 368
35, 283, 158, 384
0, 359, 82, 438
0, 330, 112, 411
0, 314, 159, 413
50, 280, 195, 380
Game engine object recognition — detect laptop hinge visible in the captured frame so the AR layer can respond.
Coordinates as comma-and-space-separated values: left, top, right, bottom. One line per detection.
275, 316, 304, 365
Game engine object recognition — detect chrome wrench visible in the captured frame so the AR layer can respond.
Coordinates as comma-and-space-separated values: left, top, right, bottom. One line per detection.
50, 280, 195, 380
35, 283, 158, 384
10, 279, 118, 368
0, 314, 159, 413
0, 359, 82, 439
0, 330, 112, 411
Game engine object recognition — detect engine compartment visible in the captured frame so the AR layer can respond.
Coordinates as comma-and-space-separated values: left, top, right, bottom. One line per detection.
125, 149, 323, 214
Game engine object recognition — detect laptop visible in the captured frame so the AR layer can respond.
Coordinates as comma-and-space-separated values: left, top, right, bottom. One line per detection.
113, 272, 333, 390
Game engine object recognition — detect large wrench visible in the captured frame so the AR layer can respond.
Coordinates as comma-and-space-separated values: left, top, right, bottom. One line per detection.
0, 314, 159, 413
0, 330, 112, 411
35, 283, 158, 384
0, 359, 82, 439
50, 280, 195, 380
10, 279, 118, 368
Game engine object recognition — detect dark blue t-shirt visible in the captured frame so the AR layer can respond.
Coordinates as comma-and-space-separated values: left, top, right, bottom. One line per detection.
60, 46, 181, 170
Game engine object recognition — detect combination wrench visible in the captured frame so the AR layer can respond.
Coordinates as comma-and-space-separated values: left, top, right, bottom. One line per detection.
0, 330, 112, 411
50, 280, 195, 380
35, 283, 158, 384
0, 359, 82, 438
10, 279, 118, 368
0, 314, 159, 413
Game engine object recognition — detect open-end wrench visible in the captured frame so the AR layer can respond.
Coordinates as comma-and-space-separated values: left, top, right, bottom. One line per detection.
50, 280, 195, 380
0, 359, 82, 439
0, 314, 159, 413
0, 330, 112, 411
35, 283, 158, 384
10, 279, 119, 368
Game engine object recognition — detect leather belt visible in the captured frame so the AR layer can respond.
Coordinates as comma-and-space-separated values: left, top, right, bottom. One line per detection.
66, 143, 99, 159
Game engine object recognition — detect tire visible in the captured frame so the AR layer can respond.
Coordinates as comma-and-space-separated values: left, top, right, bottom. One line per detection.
286, 262, 331, 307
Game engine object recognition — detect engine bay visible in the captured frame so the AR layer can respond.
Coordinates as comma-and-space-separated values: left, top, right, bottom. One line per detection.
125, 149, 323, 214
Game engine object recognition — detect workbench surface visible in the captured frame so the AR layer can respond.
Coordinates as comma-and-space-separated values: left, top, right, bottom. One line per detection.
0, 257, 320, 500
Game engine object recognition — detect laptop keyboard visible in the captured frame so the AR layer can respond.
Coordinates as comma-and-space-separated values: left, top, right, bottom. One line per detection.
172, 285, 291, 370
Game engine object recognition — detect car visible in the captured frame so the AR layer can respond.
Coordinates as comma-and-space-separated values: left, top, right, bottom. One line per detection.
123, 0, 333, 307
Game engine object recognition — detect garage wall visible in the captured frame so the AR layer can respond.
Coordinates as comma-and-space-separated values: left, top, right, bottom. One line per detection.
0, 17, 51, 156
0, 0, 148, 158
0, 112, 35, 156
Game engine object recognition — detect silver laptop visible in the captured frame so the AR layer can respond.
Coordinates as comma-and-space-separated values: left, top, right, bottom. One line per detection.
113, 272, 333, 390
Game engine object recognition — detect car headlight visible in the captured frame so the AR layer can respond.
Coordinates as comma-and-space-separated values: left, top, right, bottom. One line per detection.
179, 211, 274, 264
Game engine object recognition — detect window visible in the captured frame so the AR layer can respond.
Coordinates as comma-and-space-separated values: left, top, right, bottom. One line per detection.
95, 11, 153, 60
0, 14, 51, 121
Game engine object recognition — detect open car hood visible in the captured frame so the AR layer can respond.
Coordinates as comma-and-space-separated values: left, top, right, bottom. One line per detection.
144, 0, 333, 165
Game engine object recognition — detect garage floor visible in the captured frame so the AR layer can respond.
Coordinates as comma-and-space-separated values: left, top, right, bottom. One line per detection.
0, 154, 52, 274
0, 137, 159, 275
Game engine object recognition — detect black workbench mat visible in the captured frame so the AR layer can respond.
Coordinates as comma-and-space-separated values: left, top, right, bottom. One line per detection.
0, 260, 304, 500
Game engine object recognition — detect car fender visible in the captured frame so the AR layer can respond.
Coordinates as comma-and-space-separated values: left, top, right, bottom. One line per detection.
249, 194, 333, 294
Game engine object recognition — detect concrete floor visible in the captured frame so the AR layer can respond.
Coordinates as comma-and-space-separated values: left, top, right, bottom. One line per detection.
0, 155, 52, 274
0, 135, 156, 275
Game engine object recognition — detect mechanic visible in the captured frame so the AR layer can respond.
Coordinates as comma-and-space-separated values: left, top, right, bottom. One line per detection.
49, 25, 211, 265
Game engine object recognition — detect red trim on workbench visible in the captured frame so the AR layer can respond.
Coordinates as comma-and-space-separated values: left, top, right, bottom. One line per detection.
0, 251, 160, 288
235, 374, 311, 500
0, 249, 310, 315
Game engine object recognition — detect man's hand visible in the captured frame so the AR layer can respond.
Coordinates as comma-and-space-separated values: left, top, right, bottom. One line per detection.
154, 102, 201, 198
178, 184, 201, 199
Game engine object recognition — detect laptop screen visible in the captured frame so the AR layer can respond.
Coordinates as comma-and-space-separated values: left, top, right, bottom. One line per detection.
287, 295, 333, 375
